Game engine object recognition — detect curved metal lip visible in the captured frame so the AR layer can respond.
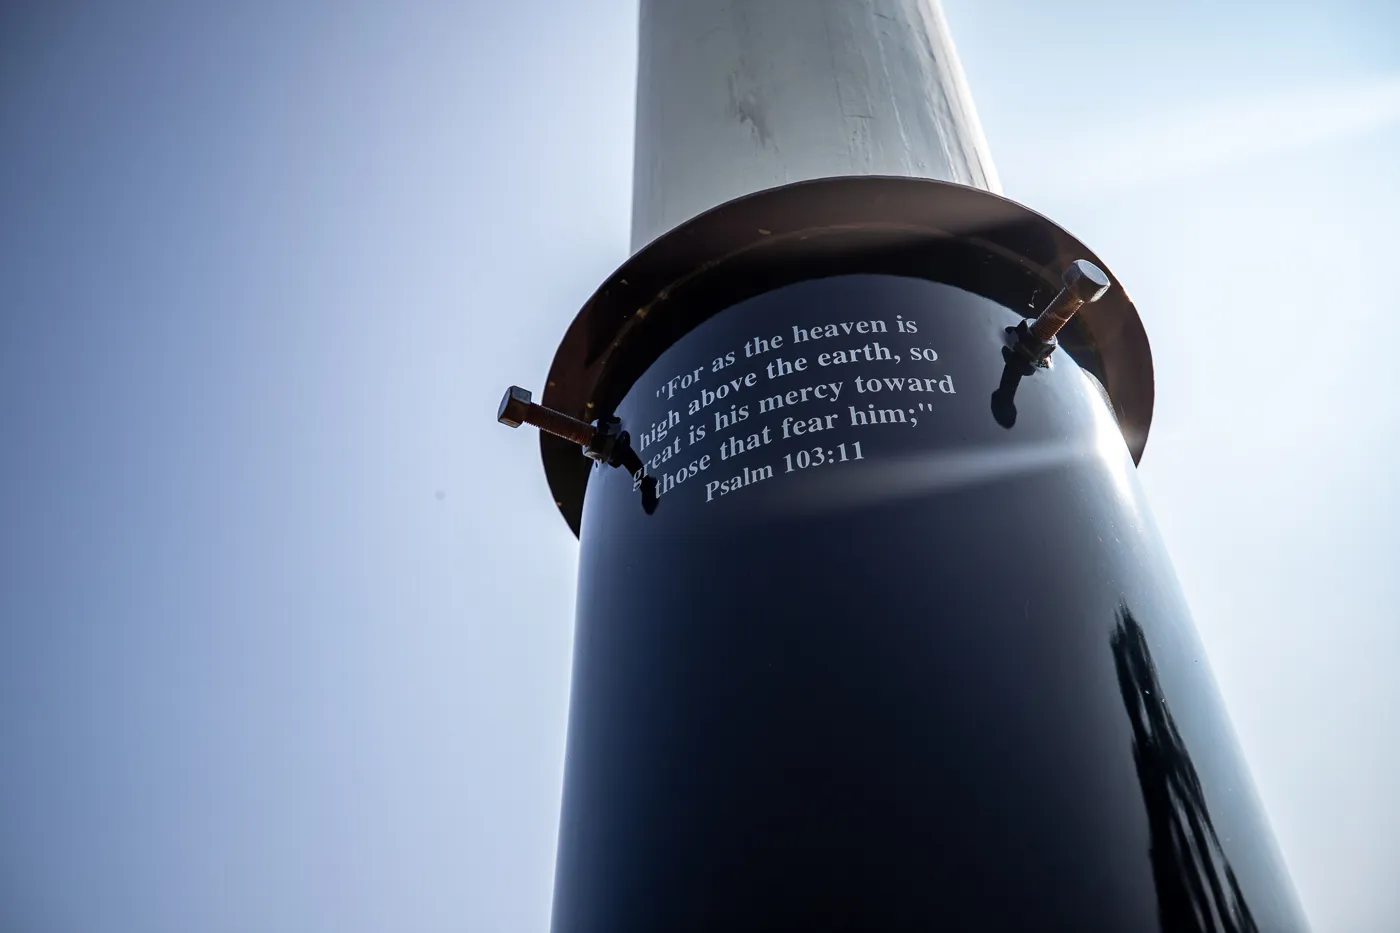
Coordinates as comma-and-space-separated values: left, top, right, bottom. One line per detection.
539, 175, 1155, 537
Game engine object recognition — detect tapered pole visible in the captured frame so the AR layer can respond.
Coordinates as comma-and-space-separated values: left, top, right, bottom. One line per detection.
503, 3, 1312, 930
631, 0, 999, 250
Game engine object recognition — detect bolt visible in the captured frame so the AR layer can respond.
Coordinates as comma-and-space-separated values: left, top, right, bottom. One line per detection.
497, 386, 597, 448
1028, 259, 1111, 343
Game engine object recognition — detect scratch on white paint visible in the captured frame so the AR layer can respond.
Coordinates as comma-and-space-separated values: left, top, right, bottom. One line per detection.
632, 0, 1001, 251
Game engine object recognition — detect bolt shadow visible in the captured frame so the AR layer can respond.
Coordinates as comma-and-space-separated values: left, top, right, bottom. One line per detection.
991, 345, 1035, 429
612, 443, 658, 515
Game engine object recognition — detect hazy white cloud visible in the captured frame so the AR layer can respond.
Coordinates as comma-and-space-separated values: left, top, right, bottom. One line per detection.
1027, 75, 1400, 192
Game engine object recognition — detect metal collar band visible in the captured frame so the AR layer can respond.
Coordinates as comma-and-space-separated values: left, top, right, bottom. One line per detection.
539, 175, 1154, 536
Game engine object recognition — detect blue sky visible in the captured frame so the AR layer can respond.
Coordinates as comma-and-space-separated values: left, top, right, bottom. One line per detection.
1, 1, 1397, 931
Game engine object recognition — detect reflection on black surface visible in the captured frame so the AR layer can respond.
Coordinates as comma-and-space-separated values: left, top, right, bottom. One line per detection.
1113, 608, 1259, 933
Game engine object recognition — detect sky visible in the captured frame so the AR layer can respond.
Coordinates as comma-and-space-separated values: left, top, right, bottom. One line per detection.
1, 1, 1397, 931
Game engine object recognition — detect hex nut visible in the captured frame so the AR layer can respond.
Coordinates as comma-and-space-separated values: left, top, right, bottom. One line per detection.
1062, 259, 1111, 304
497, 385, 533, 428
